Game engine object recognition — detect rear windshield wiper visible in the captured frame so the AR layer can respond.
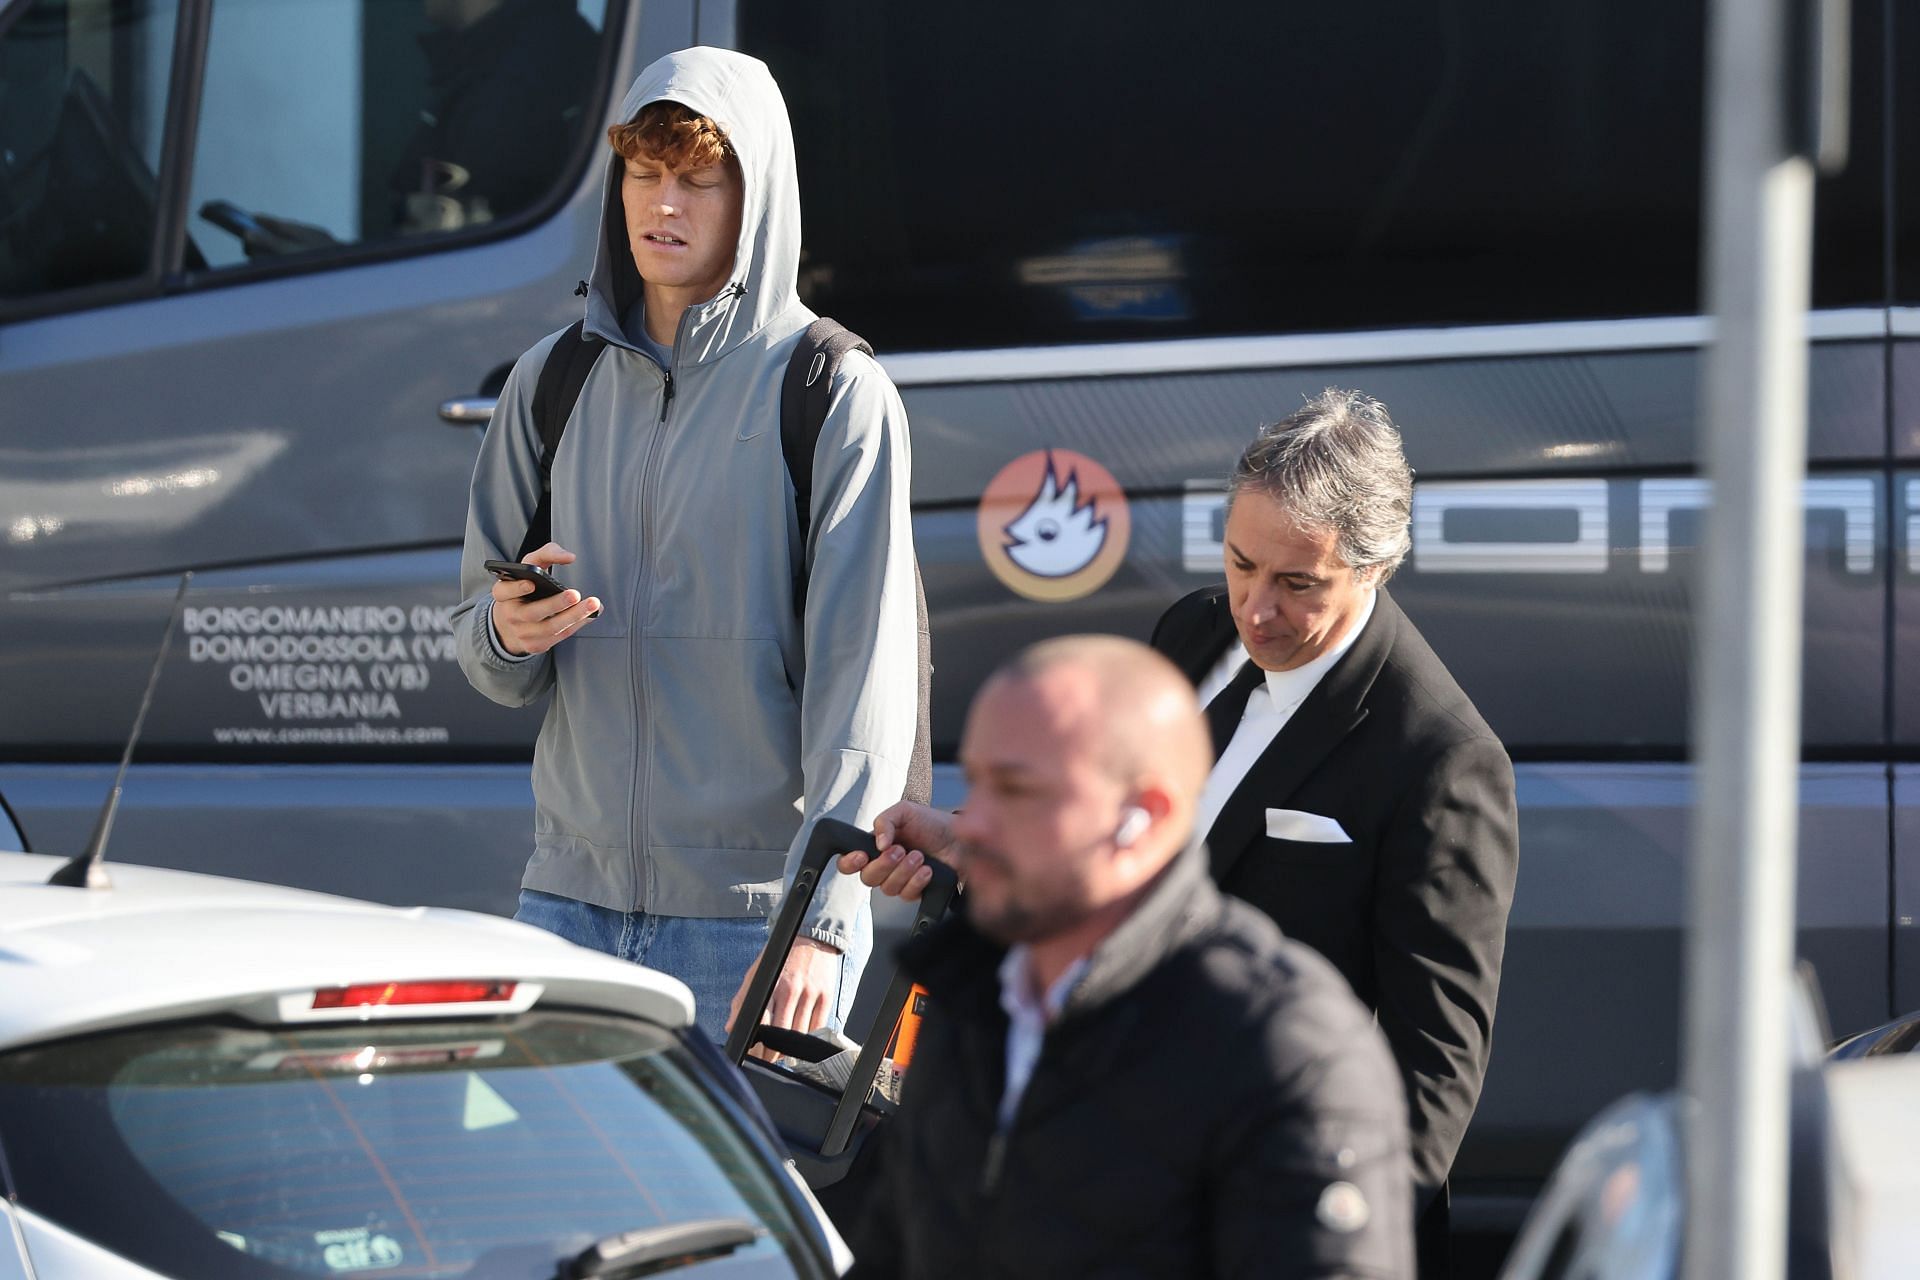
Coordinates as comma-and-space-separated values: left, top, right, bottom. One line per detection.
559, 1218, 765, 1278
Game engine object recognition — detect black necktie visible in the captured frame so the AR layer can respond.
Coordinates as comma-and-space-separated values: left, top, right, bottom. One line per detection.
1203, 659, 1265, 759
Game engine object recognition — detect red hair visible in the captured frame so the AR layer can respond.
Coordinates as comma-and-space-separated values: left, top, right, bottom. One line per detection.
607, 102, 734, 170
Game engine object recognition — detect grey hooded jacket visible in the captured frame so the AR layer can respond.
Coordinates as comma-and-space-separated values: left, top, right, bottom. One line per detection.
453, 47, 916, 950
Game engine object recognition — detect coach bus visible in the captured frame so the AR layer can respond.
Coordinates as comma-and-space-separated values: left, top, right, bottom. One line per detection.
3, 0, 1915, 1236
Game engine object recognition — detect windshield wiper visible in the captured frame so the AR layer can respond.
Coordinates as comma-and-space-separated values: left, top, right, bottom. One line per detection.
558, 1218, 764, 1278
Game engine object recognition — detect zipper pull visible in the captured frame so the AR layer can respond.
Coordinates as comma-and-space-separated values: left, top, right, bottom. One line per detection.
659, 370, 675, 423
979, 1131, 1007, 1195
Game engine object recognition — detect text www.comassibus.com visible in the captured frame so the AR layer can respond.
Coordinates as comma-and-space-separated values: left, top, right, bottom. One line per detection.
211, 724, 451, 746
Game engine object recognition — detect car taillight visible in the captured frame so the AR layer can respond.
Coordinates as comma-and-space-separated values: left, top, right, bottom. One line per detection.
264, 978, 545, 1025
311, 981, 517, 1010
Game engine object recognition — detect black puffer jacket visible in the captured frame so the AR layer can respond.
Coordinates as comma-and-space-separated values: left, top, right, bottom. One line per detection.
845, 844, 1413, 1280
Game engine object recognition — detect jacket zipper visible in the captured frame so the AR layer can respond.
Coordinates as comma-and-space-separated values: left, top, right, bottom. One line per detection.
629, 283, 738, 878
980, 1131, 1009, 1195
627, 354, 671, 901
634, 346, 675, 631
980, 1012, 1069, 1198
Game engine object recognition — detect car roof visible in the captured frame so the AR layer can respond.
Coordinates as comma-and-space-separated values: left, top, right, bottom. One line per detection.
0, 853, 695, 1053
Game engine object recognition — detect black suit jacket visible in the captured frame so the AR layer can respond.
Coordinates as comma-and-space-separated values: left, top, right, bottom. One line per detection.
1150, 584, 1518, 1199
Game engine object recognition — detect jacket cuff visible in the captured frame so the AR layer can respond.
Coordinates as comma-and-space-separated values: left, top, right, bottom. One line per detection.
800, 869, 867, 954
803, 926, 847, 953
482, 599, 537, 664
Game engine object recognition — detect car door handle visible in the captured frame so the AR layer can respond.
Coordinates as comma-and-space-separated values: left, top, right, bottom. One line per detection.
439, 396, 497, 425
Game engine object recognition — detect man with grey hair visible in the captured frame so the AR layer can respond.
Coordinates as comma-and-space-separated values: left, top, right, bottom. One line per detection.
844, 389, 1511, 1275
1149, 387, 1516, 1277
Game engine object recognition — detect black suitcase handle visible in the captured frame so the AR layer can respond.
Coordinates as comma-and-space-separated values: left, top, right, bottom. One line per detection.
725, 816, 958, 1164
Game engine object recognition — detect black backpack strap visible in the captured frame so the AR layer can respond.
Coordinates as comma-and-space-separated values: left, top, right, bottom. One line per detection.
780, 318, 873, 586
780, 318, 933, 806
515, 320, 601, 561
902, 563, 933, 806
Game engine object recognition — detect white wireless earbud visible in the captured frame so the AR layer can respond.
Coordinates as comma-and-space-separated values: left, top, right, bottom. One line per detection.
1113, 805, 1151, 848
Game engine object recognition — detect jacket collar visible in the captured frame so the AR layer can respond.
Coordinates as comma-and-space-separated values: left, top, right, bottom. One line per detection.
1060, 840, 1219, 1020
1198, 587, 1402, 883
1168, 584, 1234, 686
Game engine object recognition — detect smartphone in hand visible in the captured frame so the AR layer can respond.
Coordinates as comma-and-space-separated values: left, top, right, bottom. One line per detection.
482, 559, 600, 620
483, 558, 566, 601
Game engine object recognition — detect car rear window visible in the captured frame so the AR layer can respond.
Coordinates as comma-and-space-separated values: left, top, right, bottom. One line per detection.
0, 1010, 823, 1278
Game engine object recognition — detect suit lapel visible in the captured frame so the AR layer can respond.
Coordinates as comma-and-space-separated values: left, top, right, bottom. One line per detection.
1166, 587, 1238, 686
1204, 590, 1402, 885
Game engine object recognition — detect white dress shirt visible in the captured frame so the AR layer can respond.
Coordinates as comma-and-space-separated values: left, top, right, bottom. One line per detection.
1192, 590, 1377, 841
995, 945, 1088, 1130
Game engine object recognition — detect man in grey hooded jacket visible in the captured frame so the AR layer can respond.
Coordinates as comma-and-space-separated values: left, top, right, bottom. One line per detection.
452, 47, 916, 1043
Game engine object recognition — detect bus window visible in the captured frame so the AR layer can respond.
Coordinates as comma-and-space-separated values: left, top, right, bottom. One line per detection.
0, 0, 179, 299
740, 0, 1883, 351
186, 0, 605, 269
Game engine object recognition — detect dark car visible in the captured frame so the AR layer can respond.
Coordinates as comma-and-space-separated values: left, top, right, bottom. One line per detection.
1498, 1000, 1920, 1280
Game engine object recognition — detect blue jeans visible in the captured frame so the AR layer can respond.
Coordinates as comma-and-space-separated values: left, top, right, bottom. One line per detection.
513, 890, 872, 1046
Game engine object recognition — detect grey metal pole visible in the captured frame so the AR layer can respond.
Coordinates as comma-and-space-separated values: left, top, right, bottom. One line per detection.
1683, 0, 1828, 1275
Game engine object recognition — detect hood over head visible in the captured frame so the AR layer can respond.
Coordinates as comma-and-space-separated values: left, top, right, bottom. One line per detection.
584, 46, 803, 364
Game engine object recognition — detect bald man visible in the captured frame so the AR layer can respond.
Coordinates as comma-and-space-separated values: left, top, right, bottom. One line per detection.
843, 636, 1411, 1280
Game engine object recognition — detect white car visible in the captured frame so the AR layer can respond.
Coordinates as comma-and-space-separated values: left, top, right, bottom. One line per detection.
0, 852, 847, 1279
1498, 1000, 1920, 1280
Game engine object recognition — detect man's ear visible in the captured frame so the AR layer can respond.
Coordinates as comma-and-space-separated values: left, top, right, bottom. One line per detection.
1116, 784, 1178, 865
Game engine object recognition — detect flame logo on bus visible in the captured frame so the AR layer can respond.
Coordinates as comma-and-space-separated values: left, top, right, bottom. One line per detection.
977, 449, 1131, 602
1002, 454, 1109, 578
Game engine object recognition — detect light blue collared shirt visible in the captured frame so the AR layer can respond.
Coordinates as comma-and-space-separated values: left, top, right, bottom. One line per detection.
995, 945, 1089, 1130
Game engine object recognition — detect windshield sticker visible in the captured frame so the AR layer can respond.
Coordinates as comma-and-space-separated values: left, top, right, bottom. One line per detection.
978, 449, 1131, 602
463, 1072, 520, 1131
315, 1227, 404, 1272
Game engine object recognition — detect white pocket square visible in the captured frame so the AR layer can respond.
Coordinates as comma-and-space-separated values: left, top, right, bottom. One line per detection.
1265, 808, 1352, 844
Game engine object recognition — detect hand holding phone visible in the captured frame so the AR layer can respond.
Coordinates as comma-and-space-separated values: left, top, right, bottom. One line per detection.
483, 558, 566, 601
482, 553, 601, 656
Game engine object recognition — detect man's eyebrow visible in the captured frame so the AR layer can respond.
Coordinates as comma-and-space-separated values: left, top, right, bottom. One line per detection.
1226, 538, 1323, 582
972, 759, 1043, 785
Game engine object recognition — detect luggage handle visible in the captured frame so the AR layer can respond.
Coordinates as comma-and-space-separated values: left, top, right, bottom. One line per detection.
725, 817, 958, 1157
745, 1024, 848, 1063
